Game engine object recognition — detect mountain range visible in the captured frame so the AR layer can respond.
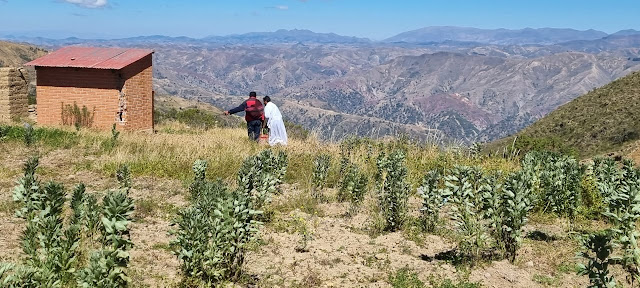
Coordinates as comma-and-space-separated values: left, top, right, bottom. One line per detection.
383, 27, 610, 45
2, 27, 640, 143
4, 27, 640, 46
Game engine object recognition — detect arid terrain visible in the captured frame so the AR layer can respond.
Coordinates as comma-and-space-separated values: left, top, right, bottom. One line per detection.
1, 117, 631, 287
7, 30, 640, 142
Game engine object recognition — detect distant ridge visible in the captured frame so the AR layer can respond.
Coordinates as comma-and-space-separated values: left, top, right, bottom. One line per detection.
611, 29, 640, 37
1, 29, 371, 46
383, 26, 608, 45
203, 29, 371, 44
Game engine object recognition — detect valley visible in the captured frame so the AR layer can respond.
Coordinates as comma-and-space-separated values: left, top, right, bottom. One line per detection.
4, 29, 640, 143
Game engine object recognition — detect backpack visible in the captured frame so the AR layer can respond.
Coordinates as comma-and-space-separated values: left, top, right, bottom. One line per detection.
245, 98, 264, 119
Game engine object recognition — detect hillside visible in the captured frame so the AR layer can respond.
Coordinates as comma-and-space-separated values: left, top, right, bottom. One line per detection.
151, 44, 640, 142
491, 71, 640, 157
4, 33, 640, 143
154, 94, 243, 129
0, 41, 46, 67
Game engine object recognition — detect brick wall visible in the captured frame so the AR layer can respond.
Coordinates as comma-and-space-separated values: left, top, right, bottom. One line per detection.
121, 55, 153, 131
35, 54, 153, 131
0, 67, 29, 122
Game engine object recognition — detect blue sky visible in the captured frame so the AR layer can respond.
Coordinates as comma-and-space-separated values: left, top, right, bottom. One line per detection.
0, 0, 638, 39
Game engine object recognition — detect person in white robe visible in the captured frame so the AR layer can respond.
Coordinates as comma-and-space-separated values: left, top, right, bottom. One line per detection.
262, 96, 288, 146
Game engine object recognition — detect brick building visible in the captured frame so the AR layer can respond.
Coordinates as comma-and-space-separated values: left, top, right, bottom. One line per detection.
26, 47, 154, 131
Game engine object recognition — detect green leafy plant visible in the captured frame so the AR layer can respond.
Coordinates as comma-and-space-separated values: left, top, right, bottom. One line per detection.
602, 160, 640, 285
2, 157, 136, 288
499, 171, 533, 262
13, 155, 41, 219
102, 123, 121, 151
521, 151, 583, 226
0, 125, 8, 140
443, 165, 489, 261
237, 155, 277, 212
377, 150, 410, 232
338, 163, 368, 216
418, 170, 443, 232
79, 189, 135, 287
577, 231, 617, 288
311, 154, 331, 200
23, 123, 34, 147
293, 214, 315, 253
171, 160, 263, 285
388, 267, 425, 288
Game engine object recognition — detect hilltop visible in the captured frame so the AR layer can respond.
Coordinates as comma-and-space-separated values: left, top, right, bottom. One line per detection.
490, 71, 640, 157
0, 41, 46, 67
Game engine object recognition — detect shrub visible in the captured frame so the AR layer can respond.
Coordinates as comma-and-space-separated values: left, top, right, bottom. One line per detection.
443, 165, 488, 260
236, 150, 287, 212
584, 158, 640, 286
102, 124, 121, 152
377, 150, 410, 232
61, 102, 95, 129
338, 163, 368, 215
284, 120, 309, 141
418, 170, 444, 232
521, 151, 583, 224
0, 125, 7, 139
172, 160, 263, 284
2, 157, 135, 287
577, 231, 617, 288
79, 188, 135, 287
602, 160, 640, 284
311, 154, 331, 200
155, 107, 226, 129
499, 171, 533, 262
23, 123, 34, 147
513, 135, 578, 157
12, 155, 41, 219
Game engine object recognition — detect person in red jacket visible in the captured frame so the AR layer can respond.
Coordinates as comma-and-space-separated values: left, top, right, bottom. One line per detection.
225, 91, 265, 141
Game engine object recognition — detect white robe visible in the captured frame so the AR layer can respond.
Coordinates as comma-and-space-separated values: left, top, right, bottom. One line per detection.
264, 102, 288, 146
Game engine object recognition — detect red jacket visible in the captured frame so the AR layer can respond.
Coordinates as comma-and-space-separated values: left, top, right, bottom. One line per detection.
228, 97, 265, 122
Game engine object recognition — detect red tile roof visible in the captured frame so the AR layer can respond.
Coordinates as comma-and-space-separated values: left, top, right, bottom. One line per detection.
25, 47, 153, 70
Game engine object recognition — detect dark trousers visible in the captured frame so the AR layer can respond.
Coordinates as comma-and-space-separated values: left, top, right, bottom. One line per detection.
247, 120, 262, 141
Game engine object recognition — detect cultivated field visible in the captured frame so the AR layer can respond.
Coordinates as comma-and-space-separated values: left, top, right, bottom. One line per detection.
0, 122, 636, 287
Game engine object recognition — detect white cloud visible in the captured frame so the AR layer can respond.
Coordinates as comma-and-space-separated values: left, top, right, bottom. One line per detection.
62, 0, 108, 8
266, 5, 289, 10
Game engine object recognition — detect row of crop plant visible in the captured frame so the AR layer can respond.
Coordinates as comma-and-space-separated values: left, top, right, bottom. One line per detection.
0, 157, 135, 287
310, 143, 640, 287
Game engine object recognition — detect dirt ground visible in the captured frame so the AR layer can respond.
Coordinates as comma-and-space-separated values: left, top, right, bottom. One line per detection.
0, 144, 596, 288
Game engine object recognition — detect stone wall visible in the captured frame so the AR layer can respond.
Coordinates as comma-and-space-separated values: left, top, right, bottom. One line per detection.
0, 67, 29, 122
